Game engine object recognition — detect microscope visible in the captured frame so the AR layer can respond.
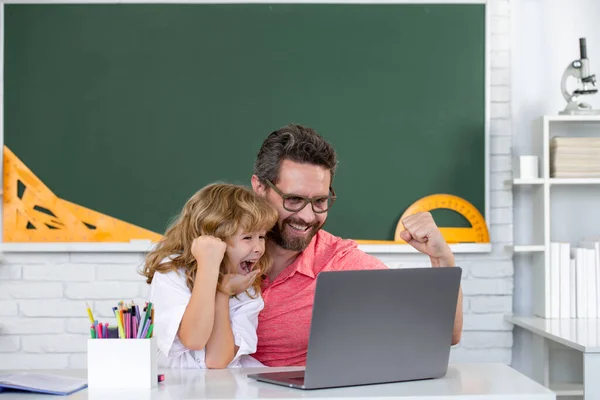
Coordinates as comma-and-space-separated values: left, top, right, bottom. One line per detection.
559, 38, 600, 115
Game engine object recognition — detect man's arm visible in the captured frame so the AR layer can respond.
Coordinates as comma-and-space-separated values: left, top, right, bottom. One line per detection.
451, 287, 463, 345
399, 212, 463, 345
430, 251, 463, 345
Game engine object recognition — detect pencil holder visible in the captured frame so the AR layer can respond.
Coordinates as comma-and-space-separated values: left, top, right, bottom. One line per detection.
87, 336, 157, 389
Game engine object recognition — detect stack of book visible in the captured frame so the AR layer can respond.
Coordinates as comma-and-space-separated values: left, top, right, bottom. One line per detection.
535, 238, 600, 319
550, 137, 600, 178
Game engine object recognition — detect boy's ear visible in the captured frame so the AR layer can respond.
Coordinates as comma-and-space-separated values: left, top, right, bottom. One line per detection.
251, 175, 267, 196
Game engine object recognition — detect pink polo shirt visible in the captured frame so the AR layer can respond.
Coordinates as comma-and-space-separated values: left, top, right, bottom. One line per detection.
255, 230, 387, 366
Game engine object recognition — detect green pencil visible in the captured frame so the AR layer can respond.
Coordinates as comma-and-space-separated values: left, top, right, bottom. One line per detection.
138, 302, 152, 338
146, 324, 154, 339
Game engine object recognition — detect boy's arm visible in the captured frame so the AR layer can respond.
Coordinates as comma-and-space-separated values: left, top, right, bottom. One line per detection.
205, 271, 261, 368
204, 291, 236, 369
177, 266, 219, 351
178, 235, 227, 352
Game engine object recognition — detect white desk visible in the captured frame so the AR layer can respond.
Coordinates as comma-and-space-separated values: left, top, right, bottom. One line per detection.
0, 364, 553, 400
507, 315, 600, 398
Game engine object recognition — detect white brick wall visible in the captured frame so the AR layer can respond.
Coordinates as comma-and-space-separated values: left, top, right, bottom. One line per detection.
0, 251, 515, 369
0, 259, 148, 369
0, 0, 513, 369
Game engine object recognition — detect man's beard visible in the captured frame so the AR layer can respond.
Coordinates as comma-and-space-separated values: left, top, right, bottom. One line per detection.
268, 216, 322, 252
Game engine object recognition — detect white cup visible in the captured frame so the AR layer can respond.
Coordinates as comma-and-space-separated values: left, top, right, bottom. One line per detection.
520, 155, 539, 179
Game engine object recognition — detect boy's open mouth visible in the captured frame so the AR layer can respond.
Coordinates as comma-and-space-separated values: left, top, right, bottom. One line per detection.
239, 260, 258, 274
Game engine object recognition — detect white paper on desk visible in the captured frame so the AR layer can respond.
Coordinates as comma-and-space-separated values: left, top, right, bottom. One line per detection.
0, 372, 87, 394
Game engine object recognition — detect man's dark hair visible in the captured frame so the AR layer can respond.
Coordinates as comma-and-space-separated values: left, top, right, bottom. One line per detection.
253, 124, 338, 184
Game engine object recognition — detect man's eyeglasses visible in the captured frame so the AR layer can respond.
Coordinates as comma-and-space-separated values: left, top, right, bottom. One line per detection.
265, 180, 336, 214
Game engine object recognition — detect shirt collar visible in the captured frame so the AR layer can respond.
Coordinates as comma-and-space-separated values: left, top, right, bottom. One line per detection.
262, 232, 322, 289
288, 233, 318, 279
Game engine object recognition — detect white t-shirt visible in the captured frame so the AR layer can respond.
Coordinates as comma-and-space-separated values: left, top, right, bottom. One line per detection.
147, 268, 264, 368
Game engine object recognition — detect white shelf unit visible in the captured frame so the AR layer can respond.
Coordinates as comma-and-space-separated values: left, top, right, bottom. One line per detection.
508, 115, 600, 399
507, 245, 546, 253
549, 178, 600, 185
512, 178, 545, 185
509, 178, 600, 186
550, 383, 584, 397
506, 316, 600, 398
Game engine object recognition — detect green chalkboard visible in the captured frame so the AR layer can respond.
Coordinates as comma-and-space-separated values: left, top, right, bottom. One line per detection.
4, 3, 486, 241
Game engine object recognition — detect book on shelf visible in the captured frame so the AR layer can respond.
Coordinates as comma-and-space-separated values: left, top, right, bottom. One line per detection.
550, 243, 561, 319
559, 243, 570, 319
534, 239, 600, 319
581, 239, 600, 318
550, 137, 600, 178
569, 258, 577, 318
574, 247, 587, 319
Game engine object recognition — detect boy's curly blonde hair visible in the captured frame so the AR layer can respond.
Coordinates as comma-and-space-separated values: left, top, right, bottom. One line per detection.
141, 183, 278, 295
